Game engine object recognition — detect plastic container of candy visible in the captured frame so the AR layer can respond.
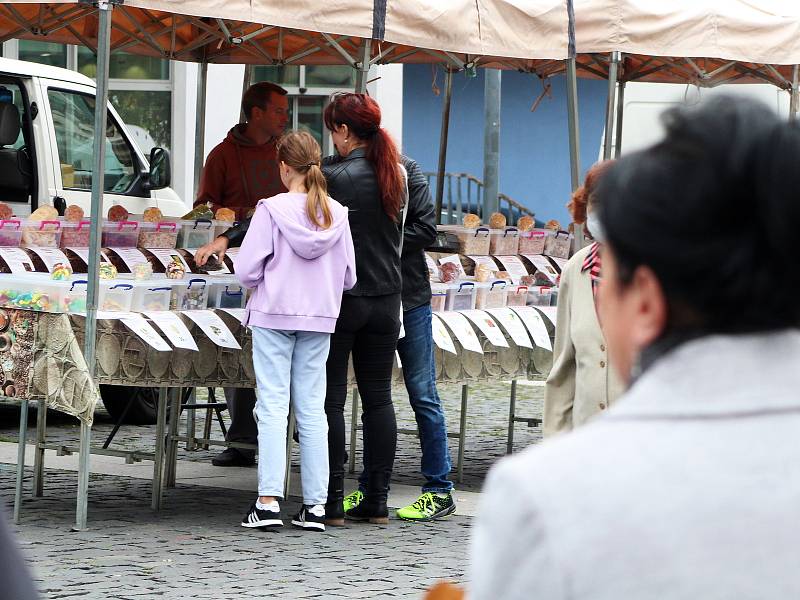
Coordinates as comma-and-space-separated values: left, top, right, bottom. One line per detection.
0, 274, 65, 312
61, 279, 135, 313
207, 278, 246, 309
0, 220, 23, 247
488, 228, 519, 256
518, 229, 547, 255
59, 220, 92, 248
170, 277, 209, 310
527, 285, 554, 307
438, 226, 491, 256
430, 283, 448, 312
445, 282, 477, 311
131, 281, 173, 312
475, 280, 508, 310
21, 219, 62, 248
102, 220, 140, 247
543, 230, 572, 259
506, 285, 530, 307
138, 221, 179, 249
177, 219, 215, 250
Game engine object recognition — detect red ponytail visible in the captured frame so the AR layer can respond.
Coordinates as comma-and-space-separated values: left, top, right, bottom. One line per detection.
324, 93, 403, 221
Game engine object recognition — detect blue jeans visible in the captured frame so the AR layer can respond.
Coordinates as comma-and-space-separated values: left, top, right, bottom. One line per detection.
359, 302, 453, 494
251, 327, 330, 506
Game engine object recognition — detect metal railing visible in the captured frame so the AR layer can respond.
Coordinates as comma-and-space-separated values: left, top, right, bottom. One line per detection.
424, 172, 535, 226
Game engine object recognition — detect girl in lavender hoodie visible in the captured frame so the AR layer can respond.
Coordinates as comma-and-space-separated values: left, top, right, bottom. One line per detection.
236, 131, 356, 532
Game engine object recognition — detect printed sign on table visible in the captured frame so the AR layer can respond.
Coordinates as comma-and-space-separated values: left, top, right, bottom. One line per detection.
492, 256, 529, 284
460, 309, 509, 348
467, 255, 500, 273
511, 306, 552, 350
549, 256, 568, 272
430, 313, 457, 354
522, 255, 559, 285
219, 308, 246, 323
437, 254, 467, 279
0, 248, 34, 273
425, 253, 440, 282
435, 310, 483, 354
24, 247, 69, 273
145, 311, 199, 351
147, 248, 192, 273
535, 306, 558, 328
117, 312, 172, 351
109, 248, 149, 272
486, 307, 533, 348
182, 309, 241, 349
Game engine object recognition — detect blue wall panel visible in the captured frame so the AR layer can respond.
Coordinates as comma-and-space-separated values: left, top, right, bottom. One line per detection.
401, 65, 608, 225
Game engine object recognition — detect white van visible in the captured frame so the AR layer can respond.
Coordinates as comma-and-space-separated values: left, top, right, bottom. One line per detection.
0, 57, 185, 217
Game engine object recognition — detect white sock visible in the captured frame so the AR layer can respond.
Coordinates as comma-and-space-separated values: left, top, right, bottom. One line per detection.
307, 504, 325, 517
256, 499, 279, 511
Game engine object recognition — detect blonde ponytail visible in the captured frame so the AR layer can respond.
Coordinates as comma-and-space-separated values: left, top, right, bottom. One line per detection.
277, 130, 333, 229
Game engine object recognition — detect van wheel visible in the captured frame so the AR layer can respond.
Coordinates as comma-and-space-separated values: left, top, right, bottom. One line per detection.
100, 385, 158, 425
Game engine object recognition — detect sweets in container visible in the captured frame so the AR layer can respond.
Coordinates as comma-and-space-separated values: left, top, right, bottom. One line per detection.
438, 225, 490, 255
143, 207, 163, 222
506, 285, 529, 307
64, 205, 84, 222
21, 219, 61, 248
101, 220, 139, 247
177, 219, 215, 249
170, 278, 209, 310
59, 220, 91, 248
61, 279, 135, 313
543, 230, 572, 259
138, 221, 178, 249
462, 213, 481, 229
131, 282, 173, 311
0, 220, 23, 247
475, 280, 508, 310
445, 282, 477, 311
488, 227, 519, 255
206, 277, 246, 309
430, 283, 448, 312
488, 212, 507, 229
0, 274, 63, 312
107, 204, 129, 222
518, 229, 547, 254
517, 215, 535, 232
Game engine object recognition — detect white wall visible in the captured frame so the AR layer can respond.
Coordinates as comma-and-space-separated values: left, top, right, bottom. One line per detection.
203, 64, 247, 160
170, 61, 197, 208
370, 64, 404, 150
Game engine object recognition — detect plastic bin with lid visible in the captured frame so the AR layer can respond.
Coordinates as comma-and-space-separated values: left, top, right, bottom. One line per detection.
0, 273, 65, 312
488, 227, 519, 256
445, 281, 477, 311
519, 229, 547, 255
131, 281, 173, 311
21, 219, 62, 248
138, 221, 178, 249
544, 230, 572, 259
475, 280, 508, 310
438, 225, 490, 255
213, 220, 237, 240
177, 219, 216, 249
527, 285, 554, 307
0, 219, 23, 247
207, 278, 246, 309
170, 277, 209, 310
102, 220, 140, 247
61, 279, 135, 313
59, 219, 92, 249
506, 285, 529, 307
430, 283, 448, 312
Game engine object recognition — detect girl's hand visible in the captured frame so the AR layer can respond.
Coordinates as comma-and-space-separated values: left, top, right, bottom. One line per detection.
195, 236, 230, 266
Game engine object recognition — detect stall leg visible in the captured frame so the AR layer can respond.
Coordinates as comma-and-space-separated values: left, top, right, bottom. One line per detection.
13, 399, 29, 525
165, 388, 181, 488
202, 388, 215, 450
33, 397, 47, 497
73, 421, 91, 531
151, 387, 169, 511
457, 384, 469, 484
185, 388, 197, 451
348, 389, 360, 475
284, 407, 295, 500
507, 380, 518, 454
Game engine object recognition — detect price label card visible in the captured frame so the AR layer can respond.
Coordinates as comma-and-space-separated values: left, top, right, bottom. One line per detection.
493, 256, 529, 284
535, 306, 558, 328
438, 254, 467, 279
435, 310, 483, 354
182, 309, 241, 349
108, 248, 149, 272
147, 248, 191, 273
118, 312, 171, 351
0, 248, 35, 273
186, 248, 231, 275
549, 256, 568, 272
425, 253, 440, 282
430, 313, 457, 354
486, 307, 533, 348
467, 255, 500, 273
460, 309, 509, 348
145, 311, 199, 351
511, 306, 552, 350
522, 255, 559, 284
25, 247, 69, 273
219, 308, 246, 323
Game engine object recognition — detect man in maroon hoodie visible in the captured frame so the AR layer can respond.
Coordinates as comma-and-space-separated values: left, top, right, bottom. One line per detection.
197, 81, 289, 467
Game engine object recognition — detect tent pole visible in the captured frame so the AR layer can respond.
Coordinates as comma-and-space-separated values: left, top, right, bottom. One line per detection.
434, 68, 453, 224
193, 62, 208, 198
790, 65, 799, 122
354, 39, 372, 93
566, 57, 583, 248
78, 0, 114, 532
240, 65, 253, 123
482, 68, 501, 218
603, 52, 619, 160
614, 80, 626, 158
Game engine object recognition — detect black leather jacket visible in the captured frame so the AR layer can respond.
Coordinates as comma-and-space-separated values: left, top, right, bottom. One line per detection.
222, 150, 437, 311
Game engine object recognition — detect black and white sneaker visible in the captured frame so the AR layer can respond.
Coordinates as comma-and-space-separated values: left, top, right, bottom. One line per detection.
241, 501, 283, 529
291, 504, 326, 531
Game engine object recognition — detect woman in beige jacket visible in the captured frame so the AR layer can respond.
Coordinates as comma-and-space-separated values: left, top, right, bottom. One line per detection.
543, 161, 623, 436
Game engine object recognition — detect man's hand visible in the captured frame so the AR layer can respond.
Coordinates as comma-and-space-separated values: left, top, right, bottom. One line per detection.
195, 236, 230, 266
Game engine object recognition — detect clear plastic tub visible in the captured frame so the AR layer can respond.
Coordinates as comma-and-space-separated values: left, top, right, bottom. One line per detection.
131, 282, 173, 311
102, 220, 140, 247
430, 283, 448, 312
544, 230, 572, 259
439, 226, 491, 255
138, 221, 179, 249
518, 229, 547, 255
177, 219, 215, 249
0, 273, 65, 312
170, 277, 209, 310
488, 228, 519, 256
475, 280, 508, 310
506, 285, 530, 307
213, 220, 238, 240
445, 282, 477, 311
59, 220, 92, 248
207, 279, 246, 309
0, 220, 23, 247
527, 286, 554, 307
21, 219, 62, 248
62, 279, 135, 313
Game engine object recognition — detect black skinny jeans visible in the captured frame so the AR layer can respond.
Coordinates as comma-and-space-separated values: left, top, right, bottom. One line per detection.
326, 293, 401, 489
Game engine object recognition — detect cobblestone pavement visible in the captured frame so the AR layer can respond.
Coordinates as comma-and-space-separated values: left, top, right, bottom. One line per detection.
0, 380, 544, 598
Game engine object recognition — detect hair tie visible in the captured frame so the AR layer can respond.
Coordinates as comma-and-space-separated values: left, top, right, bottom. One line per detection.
306, 162, 320, 168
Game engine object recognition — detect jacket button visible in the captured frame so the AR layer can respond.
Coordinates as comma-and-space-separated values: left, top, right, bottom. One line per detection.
600, 360, 606, 368
599, 402, 606, 410
600, 344, 606, 352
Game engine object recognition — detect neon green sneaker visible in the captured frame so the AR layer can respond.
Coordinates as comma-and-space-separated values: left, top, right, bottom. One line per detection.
343, 490, 364, 512
396, 492, 456, 522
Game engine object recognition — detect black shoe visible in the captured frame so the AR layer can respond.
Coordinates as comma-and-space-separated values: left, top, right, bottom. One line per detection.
241, 501, 283, 528
345, 470, 390, 524
291, 505, 326, 531
212, 448, 255, 467
325, 473, 345, 527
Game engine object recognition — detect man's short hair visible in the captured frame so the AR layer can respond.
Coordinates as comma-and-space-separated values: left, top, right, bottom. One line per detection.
242, 82, 288, 120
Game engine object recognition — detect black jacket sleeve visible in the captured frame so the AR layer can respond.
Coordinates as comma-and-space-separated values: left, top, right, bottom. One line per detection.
401, 156, 437, 256
221, 218, 250, 248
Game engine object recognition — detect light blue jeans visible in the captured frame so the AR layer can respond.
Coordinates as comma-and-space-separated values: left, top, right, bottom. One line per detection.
251, 327, 330, 506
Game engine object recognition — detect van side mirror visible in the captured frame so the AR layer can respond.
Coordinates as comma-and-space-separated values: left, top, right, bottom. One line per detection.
146, 147, 171, 191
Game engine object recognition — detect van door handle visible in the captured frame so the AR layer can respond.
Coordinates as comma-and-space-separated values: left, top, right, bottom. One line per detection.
53, 196, 66, 216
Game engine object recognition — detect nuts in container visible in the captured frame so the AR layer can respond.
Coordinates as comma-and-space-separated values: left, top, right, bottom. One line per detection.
439, 226, 490, 255
518, 229, 547, 255
543, 230, 572, 259
488, 227, 519, 255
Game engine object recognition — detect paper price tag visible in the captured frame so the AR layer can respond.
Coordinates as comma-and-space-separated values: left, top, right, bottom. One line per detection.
438, 254, 467, 278
435, 311, 483, 354
25, 247, 69, 273
0, 248, 34, 273
145, 311, 199, 351
486, 307, 533, 348
534, 306, 558, 328
460, 310, 509, 348
425, 253, 440, 282
511, 306, 552, 350
219, 308, 246, 323
522, 255, 559, 284
182, 309, 241, 349
493, 256, 529, 284
119, 313, 171, 351
109, 248, 149, 271
147, 248, 192, 273
467, 255, 499, 273
430, 313, 457, 354
549, 256, 568, 272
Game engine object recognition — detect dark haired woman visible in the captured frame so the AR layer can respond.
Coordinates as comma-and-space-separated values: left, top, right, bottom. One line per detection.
470, 96, 800, 599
